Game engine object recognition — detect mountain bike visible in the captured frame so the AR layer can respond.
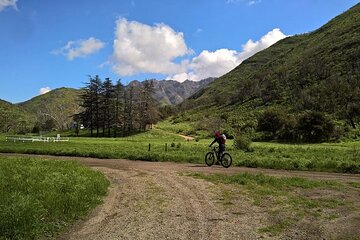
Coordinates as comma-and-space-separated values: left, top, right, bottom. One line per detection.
205, 147, 232, 168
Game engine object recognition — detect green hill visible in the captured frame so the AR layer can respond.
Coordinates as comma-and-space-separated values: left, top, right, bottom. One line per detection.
171, 3, 360, 140
0, 99, 35, 134
18, 87, 81, 131
0, 88, 81, 134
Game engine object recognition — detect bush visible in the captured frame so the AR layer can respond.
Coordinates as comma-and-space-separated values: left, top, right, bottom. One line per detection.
278, 115, 297, 141
296, 111, 335, 142
257, 107, 288, 139
233, 135, 253, 152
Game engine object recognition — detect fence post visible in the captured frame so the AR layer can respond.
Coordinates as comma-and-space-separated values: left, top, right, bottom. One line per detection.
165, 143, 168, 152
148, 143, 151, 151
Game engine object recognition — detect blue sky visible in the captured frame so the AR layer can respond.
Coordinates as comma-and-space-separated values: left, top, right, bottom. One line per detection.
0, 0, 359, 103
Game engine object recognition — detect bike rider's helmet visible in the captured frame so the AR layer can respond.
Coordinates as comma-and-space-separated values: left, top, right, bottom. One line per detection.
214, 130, 221, 137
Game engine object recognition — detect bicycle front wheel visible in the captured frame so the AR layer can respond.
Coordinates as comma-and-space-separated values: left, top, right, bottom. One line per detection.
205, 152, 215, 166
221, 153, 232, 168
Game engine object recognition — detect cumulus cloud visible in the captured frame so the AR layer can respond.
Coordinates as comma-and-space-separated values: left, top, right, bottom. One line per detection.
111, 18, 193, 76
167, 28, 287, 81
240, 28, 286, 60
39, 87, 51, 95
53, 37, 105, 60
109, 17, 287, 82
0, 0, 17, 11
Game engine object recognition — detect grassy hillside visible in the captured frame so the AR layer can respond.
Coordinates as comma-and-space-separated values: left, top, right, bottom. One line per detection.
174, 3, 360, 140
0, 99, 35, 134
18, 87, 81, 131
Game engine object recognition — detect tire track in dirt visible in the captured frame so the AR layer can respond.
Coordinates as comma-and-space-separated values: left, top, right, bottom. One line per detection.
154, 171, 222, 239
60, 166, 264, 239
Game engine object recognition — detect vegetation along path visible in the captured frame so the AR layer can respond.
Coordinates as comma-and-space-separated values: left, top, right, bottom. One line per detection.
2, 153, 359, 239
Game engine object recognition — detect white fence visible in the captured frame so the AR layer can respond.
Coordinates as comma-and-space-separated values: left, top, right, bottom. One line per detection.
5, 136, 69, 143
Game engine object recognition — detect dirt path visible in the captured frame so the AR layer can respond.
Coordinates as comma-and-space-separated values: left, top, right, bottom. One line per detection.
152, 126, 195, 141
177, 133, 195, 141
1, 153, 359, 239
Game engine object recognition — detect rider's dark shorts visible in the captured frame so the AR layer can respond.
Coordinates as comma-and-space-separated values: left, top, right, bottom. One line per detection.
219, 144, 225, 153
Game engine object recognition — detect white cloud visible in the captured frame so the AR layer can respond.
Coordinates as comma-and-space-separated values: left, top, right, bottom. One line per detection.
225, 0, 240, 4
166, 72, 197, 83
226, 0, 262, 6
239, 28, 287, 60
167, 28, 287, 81
111, 18, 193, 76
188, 49, 241, 81
53, 37, 105, 60
108, 18, 287, 82
0, 0, 17, 11
39, 87, 51, 95
248, 0, 261, 6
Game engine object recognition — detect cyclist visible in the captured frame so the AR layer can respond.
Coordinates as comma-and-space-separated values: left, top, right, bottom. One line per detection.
209, 130, 226, 161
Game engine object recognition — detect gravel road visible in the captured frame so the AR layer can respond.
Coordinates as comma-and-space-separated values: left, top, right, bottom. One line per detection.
1, 153, 359, 239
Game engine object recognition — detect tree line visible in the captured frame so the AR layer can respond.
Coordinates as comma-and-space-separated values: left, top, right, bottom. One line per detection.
75, 76, 159, 137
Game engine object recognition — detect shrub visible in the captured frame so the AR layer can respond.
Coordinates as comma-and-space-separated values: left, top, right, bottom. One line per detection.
257, 107, 288, 139
233, 135, 253, 152
278, 115, 297, 141
296, 111, 335, 142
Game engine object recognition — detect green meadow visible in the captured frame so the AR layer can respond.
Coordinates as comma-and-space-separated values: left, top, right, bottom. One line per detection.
0, 156, 109, 240
1, 129, 359, 173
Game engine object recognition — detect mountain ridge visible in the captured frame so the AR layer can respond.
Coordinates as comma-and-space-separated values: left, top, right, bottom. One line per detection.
128, 78, 215, 105
173, 3, 360, 137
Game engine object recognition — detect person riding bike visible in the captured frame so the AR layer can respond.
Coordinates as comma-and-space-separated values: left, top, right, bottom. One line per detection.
209, 130, 226, 161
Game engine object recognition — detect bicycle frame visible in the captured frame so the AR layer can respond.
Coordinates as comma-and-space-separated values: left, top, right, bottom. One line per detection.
210, 146, 222, 161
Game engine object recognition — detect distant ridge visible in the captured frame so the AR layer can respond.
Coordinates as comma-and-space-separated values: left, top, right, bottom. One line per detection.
129, 78, 215, 105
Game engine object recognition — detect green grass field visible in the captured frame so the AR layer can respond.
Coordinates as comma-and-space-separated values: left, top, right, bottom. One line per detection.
1, 129, 359, 173
0, 156, 109, 239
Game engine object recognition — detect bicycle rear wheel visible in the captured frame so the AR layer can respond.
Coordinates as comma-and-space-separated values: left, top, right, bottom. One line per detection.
220, 153, 232, 168
205, 152, 215, 166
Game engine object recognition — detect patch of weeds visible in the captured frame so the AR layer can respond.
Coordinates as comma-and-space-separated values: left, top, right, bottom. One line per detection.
348, 182, 360, 188
259, 210, 293, 236
217, 187, 234, 207
289, 196, 321, 209
188, 172, 352, 236
323, 213, 338, 220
